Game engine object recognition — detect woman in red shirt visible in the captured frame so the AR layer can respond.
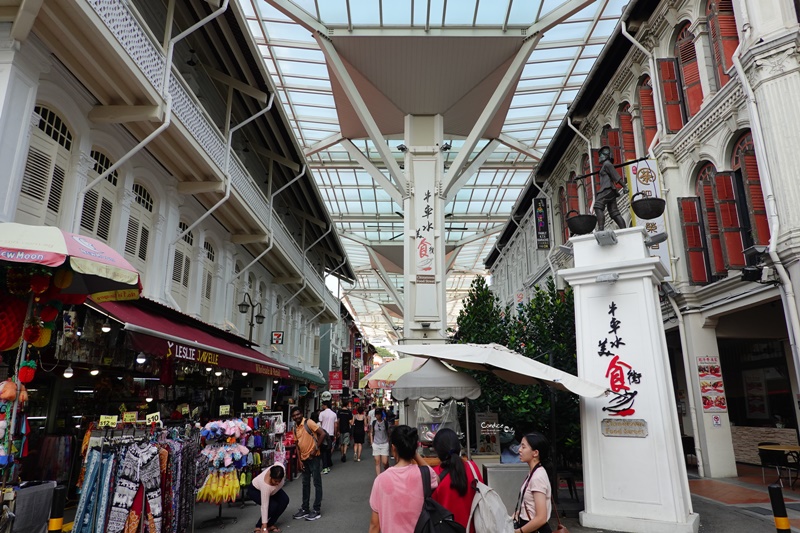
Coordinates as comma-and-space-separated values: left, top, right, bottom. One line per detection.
431, 428, 483, 532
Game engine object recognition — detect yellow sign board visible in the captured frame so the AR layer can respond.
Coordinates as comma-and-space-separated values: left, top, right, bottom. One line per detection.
99, 415, 118, 428
146, 412, 161, 424
219, 405, 230, 416
123, 412, 138, 423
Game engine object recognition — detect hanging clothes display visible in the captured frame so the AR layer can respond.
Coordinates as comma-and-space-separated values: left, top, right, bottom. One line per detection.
196, 419, 251, 504
35, 435, 75, 482
237, 412, 285, 499
72, 426, 199, 533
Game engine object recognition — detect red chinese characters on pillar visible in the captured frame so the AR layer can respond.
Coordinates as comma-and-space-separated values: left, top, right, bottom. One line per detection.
598, 301, 642, 417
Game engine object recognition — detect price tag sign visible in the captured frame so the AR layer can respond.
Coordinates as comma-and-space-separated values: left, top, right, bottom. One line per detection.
146, 412, 161, 424
256, 404, 264, 413
256, 400, 267, 413
191, 407, 200, 419
123, 412, 138, 423
257, 400, 267, 407
99, 415, 118, 428
219, 405, 230, 416
180, 405, 190, 415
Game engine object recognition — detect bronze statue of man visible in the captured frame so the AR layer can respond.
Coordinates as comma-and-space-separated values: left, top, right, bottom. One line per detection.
594, 145, 627, 231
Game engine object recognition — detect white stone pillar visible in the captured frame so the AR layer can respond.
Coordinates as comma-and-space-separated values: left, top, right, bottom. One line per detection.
690, 19, 717, 99
0, 30, 48, 222
402, 114, 448, 341
560, 227, 698, 533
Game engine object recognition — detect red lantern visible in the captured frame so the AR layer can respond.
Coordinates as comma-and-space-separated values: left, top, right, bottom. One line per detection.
22, 323, 41, 344
6, 267, 32, 296
0, 295, 27, 351
30, 273, 51, 294
40, 306, 58, 323
18, 360, 36, 383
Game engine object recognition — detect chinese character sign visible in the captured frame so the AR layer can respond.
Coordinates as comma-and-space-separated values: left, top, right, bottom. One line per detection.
415, 188, 435, 275
534, 198, 550, 249
624, 160, 671, 279
597, 300, 643, 417
697, 356, 727, 412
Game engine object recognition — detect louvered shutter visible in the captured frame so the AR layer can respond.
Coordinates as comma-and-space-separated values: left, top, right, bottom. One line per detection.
80, 190, 99, 232
619, 108, 637, 161
698, 179, 726, 276
740, 152, 770, 245
182, 254, 191, 287
559, 187, 569, 244
138, 226, 149, 261
605, 129, 623, 164
712, 171, 746, 268
203, 269, 213, 299
679, 197, 710, 284
567, 181, 580, 213
708, 0, 738, 87
98, 198, 113, 241
20, 145, 51, 204
125, 217, 140, 256
639, 81, 658, 147
658, 59, 686, 132
677, 38, 703, 117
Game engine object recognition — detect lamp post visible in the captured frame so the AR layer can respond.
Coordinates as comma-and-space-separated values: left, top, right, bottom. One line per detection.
238, 292, 265, 344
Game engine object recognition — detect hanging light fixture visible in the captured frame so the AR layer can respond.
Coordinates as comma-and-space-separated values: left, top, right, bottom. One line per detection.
145, 397, 153, 403
101, 319, 111, 333
205, 367, 212, 372
214, 370, 222, 377
63, 365, 74, 379
241, 372, 248, 377
90, 368, 100, 376
136, 353, 147, 364
273, 379, 279, 384
217, 386, 224, 391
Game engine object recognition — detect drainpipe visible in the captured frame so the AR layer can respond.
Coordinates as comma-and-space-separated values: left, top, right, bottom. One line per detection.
275, 224, 332, 318
309, 258, 348, 323
229, 165, 307, 284
731, 26, 800, 400
667, 294, 705, 478
73, 0, 229, 235
165, 93, 274, 308
621, 21, 665, 158
567, 117, 595, 209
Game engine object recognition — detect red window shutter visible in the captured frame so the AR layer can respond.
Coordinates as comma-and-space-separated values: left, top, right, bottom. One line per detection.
679, 197, 710, 284
567, 181, 580, 213
559, 187, 569, 244
711, 171, 746, 268
618, 106, 637, 161
677, 39, 703, 117
639, 80, 657, 148
605, 128, 623, 164
697, 174, 726, 276
740, 152, 770, 246
707, 0, 739, 87
658, 58, 686, 132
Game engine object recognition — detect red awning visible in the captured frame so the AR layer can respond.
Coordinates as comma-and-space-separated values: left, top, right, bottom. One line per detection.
89, 298, 289, 378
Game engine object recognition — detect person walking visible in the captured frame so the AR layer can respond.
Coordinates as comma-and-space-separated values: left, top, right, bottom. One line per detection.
513, 432, 554, 533
290, 406, 325, 521
318, 401, 337, 474
431, 428, 483, 532
335, 400, 353, 463
370, 408, 390, 476
247, 463, 290, 532
352, 405, 367, 462
369, 425, 438, 533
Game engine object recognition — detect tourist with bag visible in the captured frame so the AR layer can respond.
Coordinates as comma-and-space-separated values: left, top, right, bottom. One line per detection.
431, 429, 482, 532
513, 432, 554, 533
290, 407, 325, 522
371, 409, 391, 476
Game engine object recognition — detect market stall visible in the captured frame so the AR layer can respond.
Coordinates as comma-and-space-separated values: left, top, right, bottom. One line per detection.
391, 358, 481, 459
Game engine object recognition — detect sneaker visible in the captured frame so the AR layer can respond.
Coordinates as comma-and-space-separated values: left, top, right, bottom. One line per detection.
322, 468, 330, 474
293, 509, 310, 520
341, 455, 346, 463
305, 510, 321, 521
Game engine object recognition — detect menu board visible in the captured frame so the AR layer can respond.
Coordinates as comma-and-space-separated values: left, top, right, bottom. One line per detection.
697, 356, 727, 412
743, 369, 769, 419
475, 412, 501, 455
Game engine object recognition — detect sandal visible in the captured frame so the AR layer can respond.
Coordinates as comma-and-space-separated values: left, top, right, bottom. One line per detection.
268, 526, 281, 532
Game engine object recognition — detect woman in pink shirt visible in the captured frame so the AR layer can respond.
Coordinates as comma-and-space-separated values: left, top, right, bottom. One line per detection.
248, 463, 290, 532
369, 425, 438, 533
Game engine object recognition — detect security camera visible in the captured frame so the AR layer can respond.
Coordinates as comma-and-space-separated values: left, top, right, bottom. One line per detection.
421, 322, 431, 328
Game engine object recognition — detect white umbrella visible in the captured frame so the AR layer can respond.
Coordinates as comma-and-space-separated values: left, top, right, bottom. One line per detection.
395, 343, 608, 398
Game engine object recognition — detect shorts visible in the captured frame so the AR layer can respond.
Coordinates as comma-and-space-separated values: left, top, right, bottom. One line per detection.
339, 432, 350, 447
594, 187, 621, 217
373, 442, 390, 457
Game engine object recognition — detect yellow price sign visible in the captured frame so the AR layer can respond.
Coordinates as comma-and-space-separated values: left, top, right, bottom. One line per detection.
257, 400, 267, 407
145, 412, 161, 424
219, 405, 230, 416
99, 415, 118, 428
256, 404, 264, 413
180, 405, 190, 415
123, 412, 138, 423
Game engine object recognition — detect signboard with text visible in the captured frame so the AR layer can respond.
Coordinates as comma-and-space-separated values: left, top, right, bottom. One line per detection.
534, 198, 550, 249
329, 371, 343, 394
271, 331, 284, 344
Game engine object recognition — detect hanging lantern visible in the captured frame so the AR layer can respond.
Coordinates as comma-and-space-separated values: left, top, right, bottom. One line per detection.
6, 267, 32, 296
39, 305, 58, 323
29, 272, 52, 295
53, 268, 73, 289
22, 322, 42, 344
31, 328, 51, 348
0, 295, 27, 351
18, 360, 37, 383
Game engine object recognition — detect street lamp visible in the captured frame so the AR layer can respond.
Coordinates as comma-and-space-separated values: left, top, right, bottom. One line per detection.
238, 292, 265, 343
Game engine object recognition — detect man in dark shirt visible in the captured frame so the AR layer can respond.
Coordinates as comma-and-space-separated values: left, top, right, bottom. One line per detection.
594, 145, 628, 231
335, 400, 353, 462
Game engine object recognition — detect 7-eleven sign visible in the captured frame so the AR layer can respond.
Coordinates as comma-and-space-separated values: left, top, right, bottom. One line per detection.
271, 331, 284, 345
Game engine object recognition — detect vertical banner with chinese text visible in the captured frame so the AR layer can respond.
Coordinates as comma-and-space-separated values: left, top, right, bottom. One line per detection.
534, 198, 550, 249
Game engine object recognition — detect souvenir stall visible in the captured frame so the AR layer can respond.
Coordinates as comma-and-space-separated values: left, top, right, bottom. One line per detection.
0, 223, 141, 527
391, 358, 481, 460
230, 410, 285, 506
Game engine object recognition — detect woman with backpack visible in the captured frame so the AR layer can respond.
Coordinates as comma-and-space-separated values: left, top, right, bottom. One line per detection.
431, 428, 483, 532
513, 432, 554, 533
370, 408, 390, 476
368, 425, 438, 532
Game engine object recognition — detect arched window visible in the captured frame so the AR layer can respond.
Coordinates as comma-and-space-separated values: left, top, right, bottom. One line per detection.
674, 22, 703, 119
600, 124, 622, 165
17, 106, 73, 226
732, 132, 769, 246
695, 163, 726, 278
80, 150, 118, 242
617, 103, 637, 161
707, 0, 739, 88
171, 221, 193, 309
200, 240, 215, 321
637, 77, 657, 148
125, 183, 154, 277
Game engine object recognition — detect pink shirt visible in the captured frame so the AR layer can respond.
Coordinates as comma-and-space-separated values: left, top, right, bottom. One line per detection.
370, 464, 438, 533
519, 465, 551, 522
251, 463, 286, 526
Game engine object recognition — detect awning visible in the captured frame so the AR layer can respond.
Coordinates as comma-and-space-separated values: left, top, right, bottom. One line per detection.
89, 298, 289, 378
289, 367, 326, 386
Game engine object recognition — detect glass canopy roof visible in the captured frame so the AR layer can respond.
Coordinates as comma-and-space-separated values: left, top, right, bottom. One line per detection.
239, 0, 629, 345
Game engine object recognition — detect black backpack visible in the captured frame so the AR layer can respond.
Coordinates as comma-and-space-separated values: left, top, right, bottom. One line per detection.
414, 466, 466, 533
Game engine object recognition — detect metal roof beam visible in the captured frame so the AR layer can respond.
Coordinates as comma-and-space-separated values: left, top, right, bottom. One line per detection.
366, 248, 404, 313
341, 140, 404, 205
497, 134, 543, 160
443, 33, 541, 193
528, 0, 599, 35
304, 133, 344, 157
315, 35, 406, 191
334, 214, 507, 223
444, 139, 500, 202
265, 0, 327, 34
456, 226, 503, 247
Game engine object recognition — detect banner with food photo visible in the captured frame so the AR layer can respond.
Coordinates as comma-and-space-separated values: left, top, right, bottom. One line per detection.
697, 356, 727, 412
